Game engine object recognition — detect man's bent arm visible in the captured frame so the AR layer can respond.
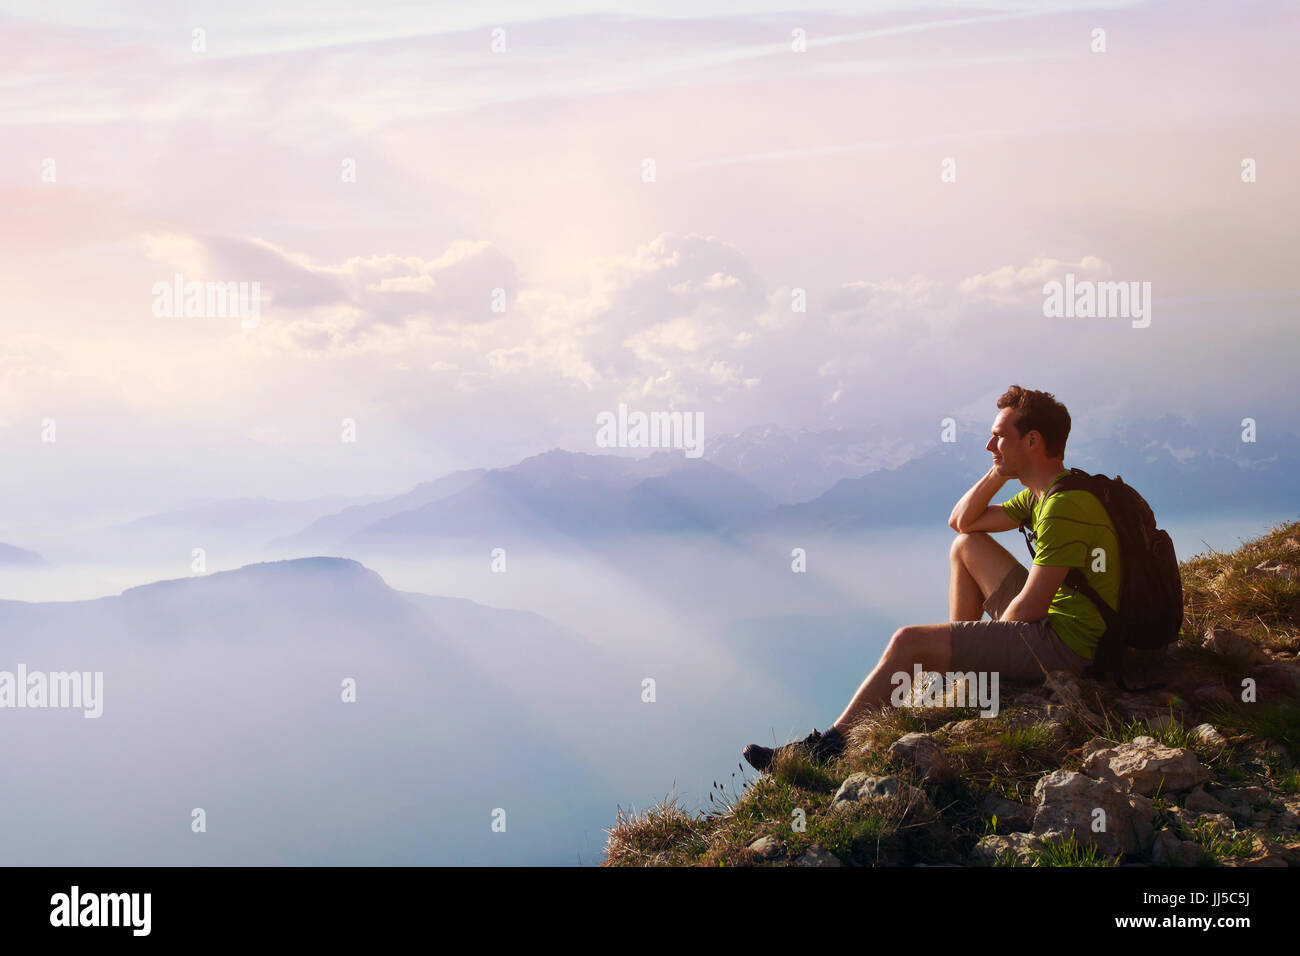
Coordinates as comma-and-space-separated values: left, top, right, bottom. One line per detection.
1001, 564, 1070, 621
948, 466, 1011, 532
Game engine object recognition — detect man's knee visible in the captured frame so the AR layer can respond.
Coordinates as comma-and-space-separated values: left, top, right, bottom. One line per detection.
886, 625, 948, 668
886, 625, 926, 660
950, 531, 990, 562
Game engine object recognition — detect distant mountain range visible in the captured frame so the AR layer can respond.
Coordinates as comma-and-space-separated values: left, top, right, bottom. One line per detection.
318, 421, 1300, 548
115, 494, 379, 542
701, 423, 921, 503
352, 450, 774, 545
0, 541, 47, 565
275, 469, 487, 549
99, 417, 1300, 555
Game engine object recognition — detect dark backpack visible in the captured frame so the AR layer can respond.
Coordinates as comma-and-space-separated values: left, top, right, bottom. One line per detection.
1016, 467, 1184, 690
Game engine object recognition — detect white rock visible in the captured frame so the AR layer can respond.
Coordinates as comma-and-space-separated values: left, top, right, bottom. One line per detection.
1033, 769, 1155, 858
1082, 736, 1209, 795
793, 843, 842, 867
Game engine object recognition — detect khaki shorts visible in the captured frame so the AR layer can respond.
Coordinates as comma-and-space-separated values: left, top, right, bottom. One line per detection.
948, 562, 1092, 680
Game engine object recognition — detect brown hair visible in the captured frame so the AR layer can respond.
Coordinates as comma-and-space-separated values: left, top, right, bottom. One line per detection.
996, 385, 1070, 459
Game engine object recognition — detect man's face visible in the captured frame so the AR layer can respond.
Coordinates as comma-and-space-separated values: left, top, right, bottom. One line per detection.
986, 409, 1025, 477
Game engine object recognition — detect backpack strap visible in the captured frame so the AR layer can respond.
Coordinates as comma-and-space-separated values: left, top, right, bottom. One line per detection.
1019, 524, 1122, 642
1017, 521, 1036, 562
1016, 470, 1076, 562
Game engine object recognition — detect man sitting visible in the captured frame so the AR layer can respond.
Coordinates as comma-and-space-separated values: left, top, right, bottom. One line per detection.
742, 385, 1121, 771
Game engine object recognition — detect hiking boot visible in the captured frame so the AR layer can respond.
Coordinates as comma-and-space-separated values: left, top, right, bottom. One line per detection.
808, 725, 847, 761
742, 742, 776, 772
742, 726, 846, 773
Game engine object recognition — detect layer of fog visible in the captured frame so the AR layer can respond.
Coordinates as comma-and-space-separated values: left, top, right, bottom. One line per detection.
0, 513, 1286, 864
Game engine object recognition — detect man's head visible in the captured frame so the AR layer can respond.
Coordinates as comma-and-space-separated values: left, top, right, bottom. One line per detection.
987, 385, 1070, 478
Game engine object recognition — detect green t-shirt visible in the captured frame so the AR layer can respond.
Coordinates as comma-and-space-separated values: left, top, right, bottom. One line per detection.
999, 469, 1121, 660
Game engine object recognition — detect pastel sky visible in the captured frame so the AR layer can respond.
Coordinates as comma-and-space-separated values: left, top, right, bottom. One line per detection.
2, 0, 1297, 524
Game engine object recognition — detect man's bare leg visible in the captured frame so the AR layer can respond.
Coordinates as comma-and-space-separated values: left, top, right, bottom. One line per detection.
752, 534, 1021, 762
829, 624, 952, 731
829, 535, 1019, 732
949, 532, 1019, 621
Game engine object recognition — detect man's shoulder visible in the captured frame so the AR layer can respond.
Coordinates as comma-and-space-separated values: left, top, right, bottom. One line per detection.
1040, 486, 1114, 527
1000, 485, 1033, 519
